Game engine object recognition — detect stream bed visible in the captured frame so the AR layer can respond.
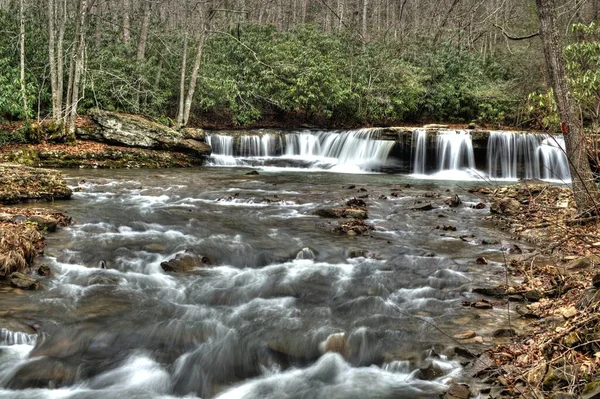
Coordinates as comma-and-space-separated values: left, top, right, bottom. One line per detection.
0, 168, 520, 398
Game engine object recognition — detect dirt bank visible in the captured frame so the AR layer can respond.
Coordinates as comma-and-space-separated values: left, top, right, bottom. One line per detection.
0, 164, 72, 292
469, 182, 600, 398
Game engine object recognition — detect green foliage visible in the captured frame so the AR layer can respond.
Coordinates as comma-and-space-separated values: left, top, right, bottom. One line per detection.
0, 129, 27, 145
525, 90, 560, 129
565, 22, 600, 129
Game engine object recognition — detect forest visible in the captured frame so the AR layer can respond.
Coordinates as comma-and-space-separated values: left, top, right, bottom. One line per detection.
0, 0, 599, 137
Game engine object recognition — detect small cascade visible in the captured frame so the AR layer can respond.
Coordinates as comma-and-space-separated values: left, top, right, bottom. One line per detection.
0, 328, 37, 346
206, 134, 237, 166
487, 132, 570, 181
411, 129, 427, 174
206, 129, 395, 172
436, 130, 475, 172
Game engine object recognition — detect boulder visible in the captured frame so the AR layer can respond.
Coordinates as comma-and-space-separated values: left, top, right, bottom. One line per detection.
81, 110, 211, 158
443, 383, 471, 399
314, 207, 368, 219
490, 198, 521, 215
444, 194, 462, 207
9, 272, 42, 290
160, 251, 210, 273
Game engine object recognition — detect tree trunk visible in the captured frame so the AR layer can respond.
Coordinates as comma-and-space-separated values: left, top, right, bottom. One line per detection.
19, 0, 28, 118
182, 33, 206, 127
67, 0, 88, 140
56, 0, 66, 120
176, 35, 188, 127
48, 0, 59, 121
362, 0, 368, 39
123, 0, 130, 46
135, 0, 151, 111
536, 0, 599, 215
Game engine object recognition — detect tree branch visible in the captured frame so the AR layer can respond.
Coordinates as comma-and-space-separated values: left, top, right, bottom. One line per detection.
494, 23, 540, 41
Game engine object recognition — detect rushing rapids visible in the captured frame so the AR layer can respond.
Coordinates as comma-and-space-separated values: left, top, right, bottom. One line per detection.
0, 168, 520, 398
206, 129, 571, 181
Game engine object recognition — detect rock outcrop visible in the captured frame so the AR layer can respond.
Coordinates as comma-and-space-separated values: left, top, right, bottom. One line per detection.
160, 251, 211, 273
79, 110, 211, 158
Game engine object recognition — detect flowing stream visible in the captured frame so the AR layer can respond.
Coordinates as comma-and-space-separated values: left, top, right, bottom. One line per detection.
0, 168, 522, 398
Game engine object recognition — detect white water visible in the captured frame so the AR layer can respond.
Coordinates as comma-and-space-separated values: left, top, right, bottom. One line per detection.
487, 132, 571, 181
411, 130, 480, 180
411, 129, 427, 175
206, 129, 395, 173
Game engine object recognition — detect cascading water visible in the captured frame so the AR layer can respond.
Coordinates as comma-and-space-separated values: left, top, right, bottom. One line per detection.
487, 131, 570, 181
207, 129, 395, 173
411, 129, 427, 175
206, 134, 237, 166
436, 130, 475, 172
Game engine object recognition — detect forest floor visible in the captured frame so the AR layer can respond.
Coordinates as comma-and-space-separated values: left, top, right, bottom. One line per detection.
0, 164, 71, 291
468, 183, 600, 399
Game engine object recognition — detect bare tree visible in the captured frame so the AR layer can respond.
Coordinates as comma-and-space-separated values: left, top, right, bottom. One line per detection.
19, 0, 27, 118
536, 0, 599, 215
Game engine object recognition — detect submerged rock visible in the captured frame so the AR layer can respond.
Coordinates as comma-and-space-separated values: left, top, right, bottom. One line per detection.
9, 272, 42, 290
314, 207, 368, 219
160, 251, 210, 273
444, 194, 462, 207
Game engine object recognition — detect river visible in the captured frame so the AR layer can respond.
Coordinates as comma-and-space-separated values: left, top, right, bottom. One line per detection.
0, 167, 519, 398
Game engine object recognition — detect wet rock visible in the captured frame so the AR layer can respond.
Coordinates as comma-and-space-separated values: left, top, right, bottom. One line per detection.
390, 192, 401, 197
318, 332, 348, 357
472, 287, 505, 297
411, 203, 435, 211
8, 358, 76, 389
378, 195, 388, 200
345, 185, 356, 189
37, 265, 52, 277
444, 194, 462, 207
472, 202, 486, 209
160, 251, 210, 273
524, 290, 542, 302
504, 244, 523, 254
295, 247, 316, 260
453, 331, 477, 340
0, 318, 37, 334
87, 273, 120, 286
490, 198, 521, 215
436, 225, 457, 231
245, 170, 259, 175
443, 382, 471, 399
473, 301, 493, 309
492, 328, 516, 338
516, 304, 540, 319
416, 360, 445, 380
334, 220, 374, 236
143, 243, 166, 252
9, 272, 42, 290
476, 257, 488, 265
346, 198, 366, 208
314, 207, 368, 219
423, 124, 449, 129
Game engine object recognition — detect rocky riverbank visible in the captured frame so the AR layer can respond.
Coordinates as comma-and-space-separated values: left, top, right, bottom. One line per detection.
0, 164, 71, 293
466, 182, 600, 398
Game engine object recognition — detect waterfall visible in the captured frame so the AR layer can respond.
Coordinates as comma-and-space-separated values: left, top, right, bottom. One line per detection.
411, 129, 427, 174
206, 129, 395, 173
436, 130, 475, 172
487, 132, 570, 181
206, 134, 238, 166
